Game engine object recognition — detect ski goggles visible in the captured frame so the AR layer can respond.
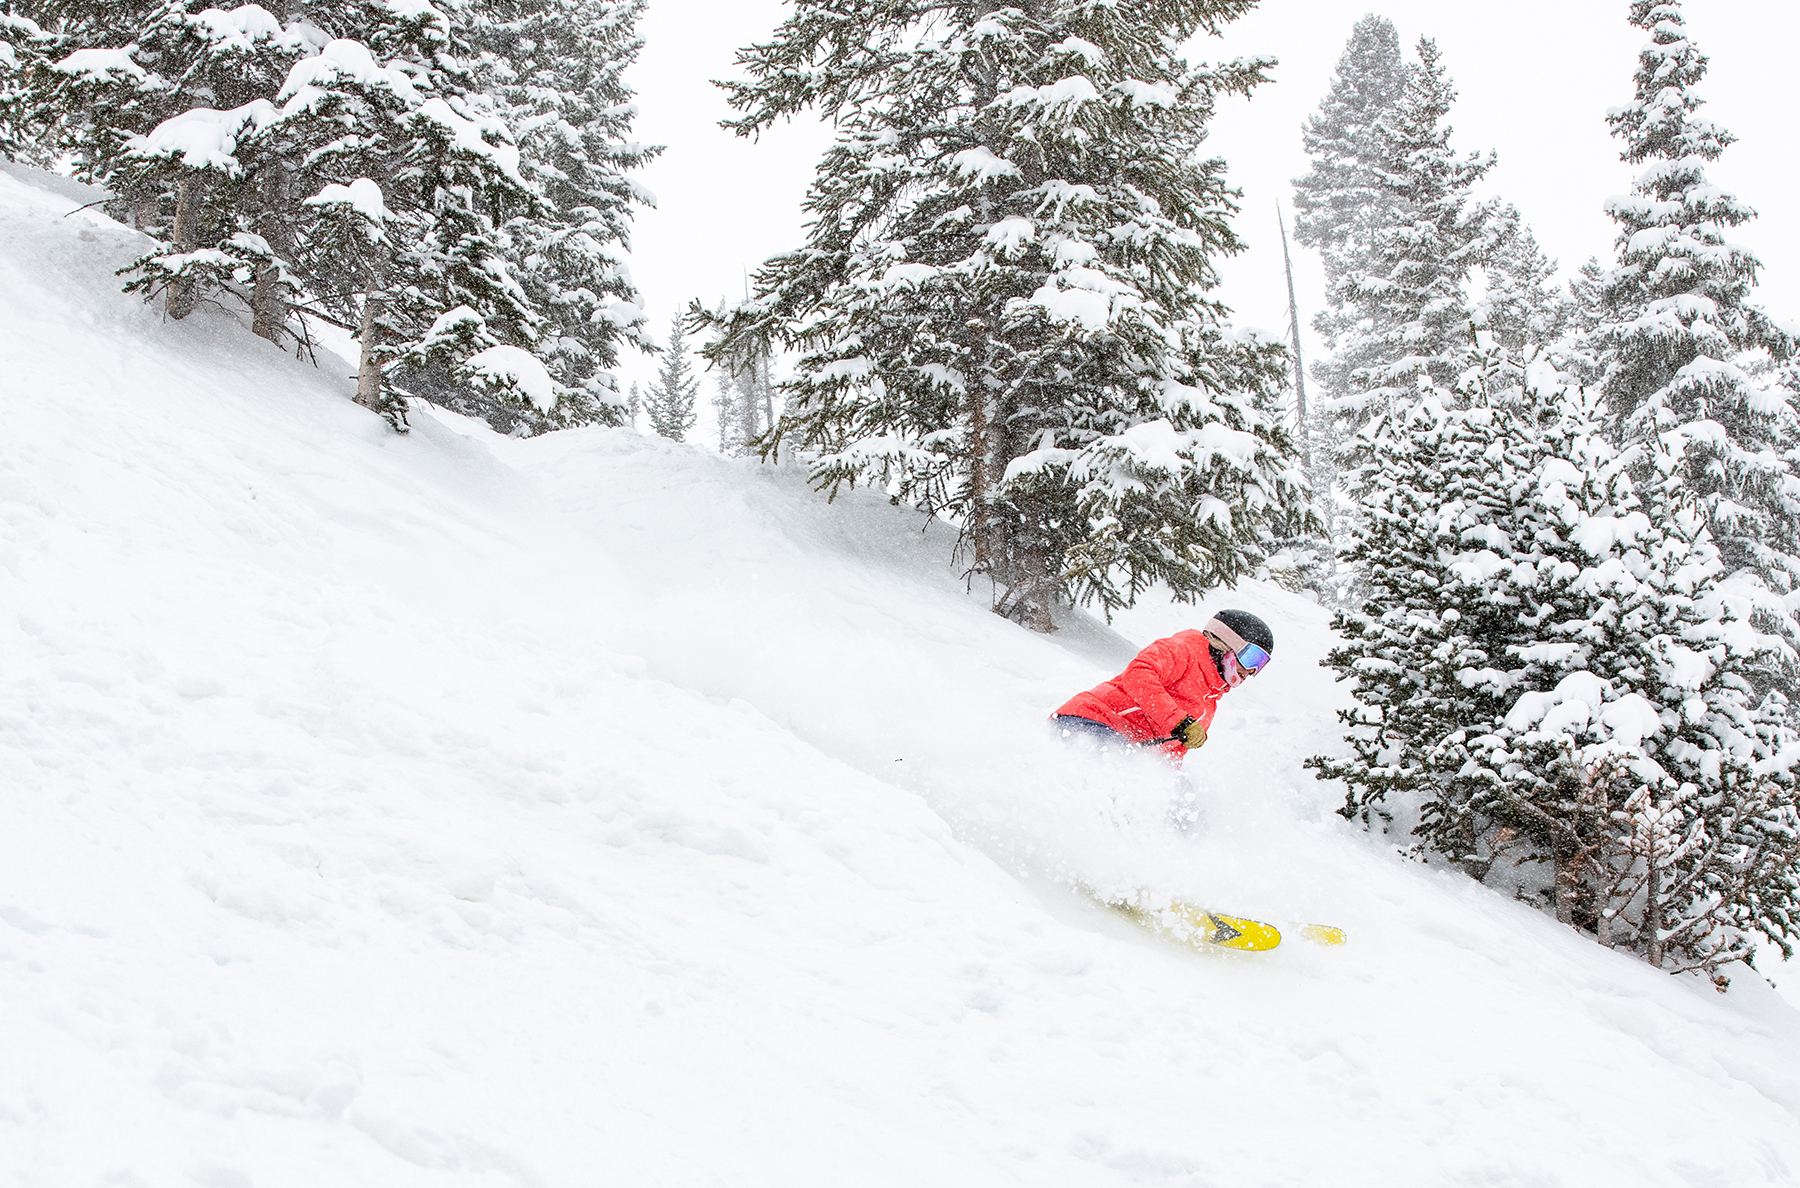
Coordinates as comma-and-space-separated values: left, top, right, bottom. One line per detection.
1203, 617, 1270, 676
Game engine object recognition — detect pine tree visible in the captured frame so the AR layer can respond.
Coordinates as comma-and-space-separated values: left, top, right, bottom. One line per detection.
1404, 358, 1632, 889
711, 367, 741, 454
26, 1, 173, 190
645, 314, 697, 442
709, 360, 771, 456
735, 342, 778, 451
1309, 339, 1524, 833
1293, 26, 1497, 602
1304, 36, 1501, 630
273, 1, 543, 425
1485, 431, 1800, 985
710, 0, 1311, 630
1592, 0, 1800, 628
626, 379, 641, 429
705, 300, 774, 455
473, 0, 657, 431
1558, 255, 1611, 386
1291, 14, 1407, 277
1333, 37, 1497, 425
30, 0, 310, 331
0, 8, 48, 159
1314, 332, 1800, 986
24, 0, 578, 429
1292, 13, 1409, 415
1481, 206, 1570, 357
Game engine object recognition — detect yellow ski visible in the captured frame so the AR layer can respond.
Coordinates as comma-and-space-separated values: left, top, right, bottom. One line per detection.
1115, 900, 1348, 952
1121, 901, 1283, 952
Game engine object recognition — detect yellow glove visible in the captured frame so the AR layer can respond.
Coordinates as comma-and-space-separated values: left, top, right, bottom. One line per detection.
1174, 716, 1207, 750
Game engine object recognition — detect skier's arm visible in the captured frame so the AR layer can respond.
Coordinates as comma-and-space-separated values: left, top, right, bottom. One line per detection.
1113, 637, 1191, 737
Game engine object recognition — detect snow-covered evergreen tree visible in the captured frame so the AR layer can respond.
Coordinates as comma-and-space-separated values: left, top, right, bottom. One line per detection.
710, 0, 1312, 631
1310, 339, 1524, 832
1291, 14, 1409, 422
736, 345, 778, 452
273, 0, 541, 425
0, 7, 49, 158
1481, 206, 1570, 357
645, 314, 697, 442
20, 0, 638, 432
705, 300, 775, 456
1557, 255, 1611, 386
711, 368, 742, 455
473, 0, 656, 430
1293, 27, 1496, 595
1332, 37, 1497, 426
1316, 332, 1800, 985
1592, 0, 1800, 629
30, 0, 314, 331
1350, 358, 1633, 895
1052, 323, 1309, 620
710, 358, 774, 456
25, 2, 170, 186
1486, 429, 1800, 985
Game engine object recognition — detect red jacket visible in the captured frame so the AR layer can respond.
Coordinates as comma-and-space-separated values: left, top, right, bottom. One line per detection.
1056, 629, 1227, 757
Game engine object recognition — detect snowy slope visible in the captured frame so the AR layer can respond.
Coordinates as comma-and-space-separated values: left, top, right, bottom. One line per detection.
3, 161, 1800, 1187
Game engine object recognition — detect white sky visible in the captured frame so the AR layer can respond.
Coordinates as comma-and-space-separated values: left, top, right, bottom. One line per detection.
615, 0, 1800, 428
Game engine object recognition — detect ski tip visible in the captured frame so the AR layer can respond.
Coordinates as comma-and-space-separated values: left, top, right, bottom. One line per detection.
1298, 923, 1348, 946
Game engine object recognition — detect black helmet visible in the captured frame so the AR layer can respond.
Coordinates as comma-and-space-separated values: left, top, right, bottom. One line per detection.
1212, 609, 1273, 655
1202, 608, 1274, 662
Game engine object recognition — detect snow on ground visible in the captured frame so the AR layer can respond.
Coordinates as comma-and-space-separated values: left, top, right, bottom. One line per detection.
3, 161, 1800, 1187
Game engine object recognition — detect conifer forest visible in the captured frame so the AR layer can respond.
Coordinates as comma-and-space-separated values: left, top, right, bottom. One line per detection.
3, 0, 1799, 1000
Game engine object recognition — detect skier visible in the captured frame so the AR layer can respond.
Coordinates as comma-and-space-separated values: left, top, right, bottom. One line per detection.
1052, 610, 1273, 760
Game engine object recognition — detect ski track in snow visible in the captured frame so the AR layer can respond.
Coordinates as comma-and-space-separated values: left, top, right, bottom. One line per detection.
2, 162, 1799, 1187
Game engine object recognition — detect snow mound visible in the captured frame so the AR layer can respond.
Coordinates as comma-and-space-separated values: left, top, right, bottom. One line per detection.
3, 162, 1800, 1186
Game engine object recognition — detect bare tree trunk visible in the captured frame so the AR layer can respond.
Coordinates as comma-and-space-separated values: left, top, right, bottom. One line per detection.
355, 290, 387, 412
1552, 833, 1578, 927
736, 364, 756, 443
251, 264, 282, 342
166, 175, 201, 320
1645, 841, 1664, 969
757, 352, 775, 438
967, 379, 992, 569
1278, 205, 1312, 476
251, 161, 288, 345
1022, 545, 1053, 633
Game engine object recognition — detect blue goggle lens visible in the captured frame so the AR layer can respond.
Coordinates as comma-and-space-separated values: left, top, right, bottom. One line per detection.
1236, 643, 1271, 673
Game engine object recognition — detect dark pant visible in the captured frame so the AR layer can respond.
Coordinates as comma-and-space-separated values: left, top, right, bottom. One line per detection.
1052, 715, 1131, 748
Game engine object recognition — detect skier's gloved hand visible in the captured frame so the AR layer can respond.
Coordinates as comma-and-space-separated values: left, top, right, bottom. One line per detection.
1173, 716, 1207, 750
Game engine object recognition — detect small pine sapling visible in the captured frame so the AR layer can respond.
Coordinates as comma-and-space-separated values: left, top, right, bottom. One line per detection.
645, 314, 698, 443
